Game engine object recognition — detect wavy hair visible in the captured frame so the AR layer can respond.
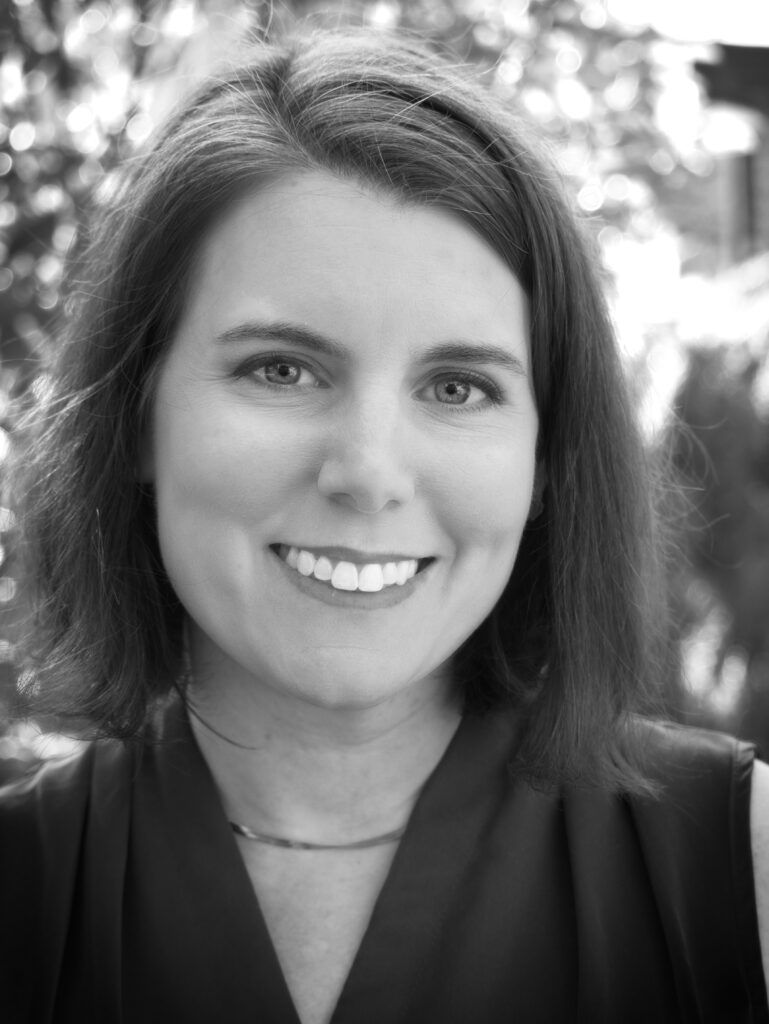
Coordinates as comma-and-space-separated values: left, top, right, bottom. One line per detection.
11, 26, 670, 790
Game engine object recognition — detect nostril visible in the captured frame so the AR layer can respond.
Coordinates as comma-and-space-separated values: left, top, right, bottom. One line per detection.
316, 452, 416, 513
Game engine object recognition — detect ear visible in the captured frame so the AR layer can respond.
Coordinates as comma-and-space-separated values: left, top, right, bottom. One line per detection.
528, 462, 547, 521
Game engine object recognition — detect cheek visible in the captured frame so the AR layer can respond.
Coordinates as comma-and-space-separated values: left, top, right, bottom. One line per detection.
429, 435, 536, 549
154, 403, 318, 524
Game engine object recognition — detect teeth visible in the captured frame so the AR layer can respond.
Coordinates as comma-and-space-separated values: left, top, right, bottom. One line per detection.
313, 556, 333, 581
331, 561, 358, 591
358, 563, 384, 592
296, 549, 315, 577
396, 559, 418, 585
382, 563, 398, 585
280, 547, 423, 593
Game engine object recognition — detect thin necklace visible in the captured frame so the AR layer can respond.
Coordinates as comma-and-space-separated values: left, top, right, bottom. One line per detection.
230, 820, 407, 851
177, 669, 410, 851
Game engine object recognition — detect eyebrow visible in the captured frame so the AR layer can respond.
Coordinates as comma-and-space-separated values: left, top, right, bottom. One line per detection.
215, 319, 528, 377
216, 320, 348, 360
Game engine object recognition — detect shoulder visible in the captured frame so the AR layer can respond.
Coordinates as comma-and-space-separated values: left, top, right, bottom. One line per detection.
1, 744, 92, 813
617, 720, 769, 1007
0, 745, 95, 868
750, 759, 769, 987
626, 717, 755, 809
627, 720, 769, 1003
0, 737, 137, 940
619, 721, 760, 923
624, 718, 757, 832
0, 739, 136, 1012
631, 716, 750, 767
0, 747, 96, 992
0, 736, 135, 869
626, 716, 757, 797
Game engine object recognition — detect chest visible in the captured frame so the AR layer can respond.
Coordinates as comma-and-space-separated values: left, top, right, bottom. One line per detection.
237, 841, 398, 1024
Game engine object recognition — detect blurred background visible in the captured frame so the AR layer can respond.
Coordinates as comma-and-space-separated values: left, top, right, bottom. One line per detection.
0, 0, 768, 778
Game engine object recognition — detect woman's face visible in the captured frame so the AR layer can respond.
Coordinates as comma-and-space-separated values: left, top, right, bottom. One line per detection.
145, 172, 539, 712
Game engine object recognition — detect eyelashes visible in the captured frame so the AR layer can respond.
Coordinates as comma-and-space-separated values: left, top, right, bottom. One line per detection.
238, 357, 324, 390
429, 372, 504, 409
231, 353, 506, 412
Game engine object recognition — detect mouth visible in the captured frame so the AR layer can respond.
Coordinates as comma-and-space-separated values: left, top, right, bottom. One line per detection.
270, 544, 435, 595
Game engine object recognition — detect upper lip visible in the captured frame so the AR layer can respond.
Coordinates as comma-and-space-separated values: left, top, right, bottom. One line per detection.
274, 544, 430, 564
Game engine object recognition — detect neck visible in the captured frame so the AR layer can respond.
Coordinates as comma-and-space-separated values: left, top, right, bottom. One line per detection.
186, 658, 462, 844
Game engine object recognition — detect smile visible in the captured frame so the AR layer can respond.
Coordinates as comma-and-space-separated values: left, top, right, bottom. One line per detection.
273, 544, 431, 593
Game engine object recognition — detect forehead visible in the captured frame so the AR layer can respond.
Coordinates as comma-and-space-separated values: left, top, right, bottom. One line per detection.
176, 171, 529, 364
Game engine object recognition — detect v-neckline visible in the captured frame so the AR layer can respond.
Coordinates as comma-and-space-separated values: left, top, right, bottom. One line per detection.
148, 696, 520, 1024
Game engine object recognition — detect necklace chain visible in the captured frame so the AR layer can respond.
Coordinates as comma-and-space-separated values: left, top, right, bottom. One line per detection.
230, 820, 407, 851
178, 675, 410, 852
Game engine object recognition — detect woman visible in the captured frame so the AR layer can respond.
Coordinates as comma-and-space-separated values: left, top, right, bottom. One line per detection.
2, 25, 768, 1023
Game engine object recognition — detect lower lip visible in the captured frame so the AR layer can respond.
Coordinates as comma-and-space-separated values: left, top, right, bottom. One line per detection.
269, 547, 434, 610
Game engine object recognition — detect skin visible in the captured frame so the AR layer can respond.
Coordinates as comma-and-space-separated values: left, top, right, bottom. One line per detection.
143, 170, 539, 798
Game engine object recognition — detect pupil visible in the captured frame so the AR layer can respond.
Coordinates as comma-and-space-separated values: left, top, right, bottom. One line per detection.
266, 362, 299, 384
440, 380, 469, 403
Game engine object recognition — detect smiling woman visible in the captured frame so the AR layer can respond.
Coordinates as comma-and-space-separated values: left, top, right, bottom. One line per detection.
144, 175, 538, 715
1, 23, 768, 1024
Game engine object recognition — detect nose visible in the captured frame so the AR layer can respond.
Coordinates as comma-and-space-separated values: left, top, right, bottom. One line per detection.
317, 394, 416, 514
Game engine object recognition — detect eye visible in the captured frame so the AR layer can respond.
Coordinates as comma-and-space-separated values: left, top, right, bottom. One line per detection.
262, 361, 306, 386
434, 379, 476, 405
234, 355, 323, 390
427, 373, 503, 410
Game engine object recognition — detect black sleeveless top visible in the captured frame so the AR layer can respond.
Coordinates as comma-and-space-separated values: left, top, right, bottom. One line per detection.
1, 698, 767, 1023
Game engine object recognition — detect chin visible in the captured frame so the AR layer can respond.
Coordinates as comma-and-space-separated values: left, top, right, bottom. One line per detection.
265, 655, 446, 714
